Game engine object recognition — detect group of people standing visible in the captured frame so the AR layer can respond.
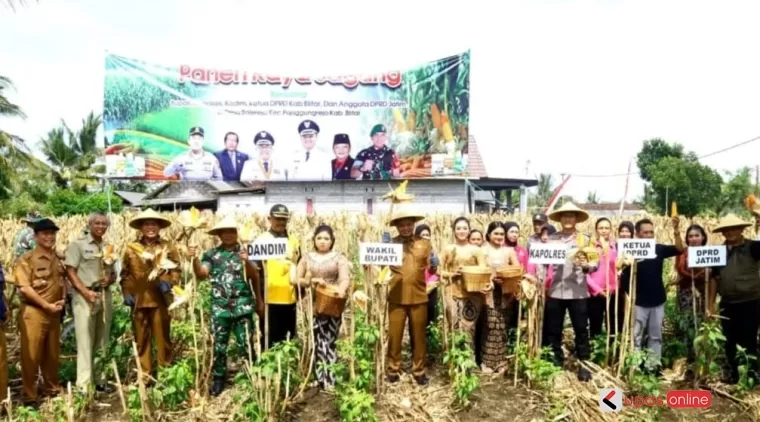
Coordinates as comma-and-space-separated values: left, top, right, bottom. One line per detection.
2, 200, 760, 408
162, 120, 401, 182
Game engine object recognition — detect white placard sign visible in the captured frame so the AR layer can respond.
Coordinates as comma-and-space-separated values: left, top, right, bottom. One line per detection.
528, 243, 569, 265
246, 238, 288, 261
359, 243, 403, 265
688, 246, 727, 268
617, 239, 656, 260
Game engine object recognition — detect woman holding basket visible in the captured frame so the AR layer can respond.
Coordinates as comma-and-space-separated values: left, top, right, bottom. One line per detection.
293, 225, 351, 390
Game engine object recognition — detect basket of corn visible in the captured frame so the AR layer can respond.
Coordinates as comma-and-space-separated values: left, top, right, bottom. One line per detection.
497, 265, 524, 295
315, 282, 347, 318
460, 265, 492, 293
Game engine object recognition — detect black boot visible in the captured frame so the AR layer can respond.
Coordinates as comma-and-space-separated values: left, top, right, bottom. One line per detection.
210, 377, 225, 397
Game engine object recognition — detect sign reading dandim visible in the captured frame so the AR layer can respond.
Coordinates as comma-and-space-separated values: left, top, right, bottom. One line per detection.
246, 238, 288, 261
103, 51, 471, 183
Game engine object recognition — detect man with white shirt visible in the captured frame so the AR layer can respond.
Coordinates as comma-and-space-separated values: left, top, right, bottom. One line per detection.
240, 131, 287, 182
288, 120, 332, 181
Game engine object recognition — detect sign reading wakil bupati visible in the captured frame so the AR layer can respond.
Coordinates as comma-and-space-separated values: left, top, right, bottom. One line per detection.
528, 243, 569, 265
359, 243, 403, 265
688, 246, 727, 268
246, 238, 288, 261
617, 239, 656, 259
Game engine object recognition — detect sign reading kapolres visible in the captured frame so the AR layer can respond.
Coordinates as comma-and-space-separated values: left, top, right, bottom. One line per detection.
102, 51, 471, 183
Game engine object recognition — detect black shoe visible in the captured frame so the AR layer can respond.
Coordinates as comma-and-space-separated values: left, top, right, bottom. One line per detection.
414, 375, 429, 386
387, 374, 400, 383
577, 366, 592, 382
210, 378, 225, 397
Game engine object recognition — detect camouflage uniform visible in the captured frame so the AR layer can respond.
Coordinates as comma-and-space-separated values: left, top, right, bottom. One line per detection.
201, 245, 256, 377
13, 227, 36, 259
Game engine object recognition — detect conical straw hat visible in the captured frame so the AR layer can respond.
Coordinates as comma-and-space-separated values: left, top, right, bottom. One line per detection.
548, 202, 589, 223
712, 214, 752, 233
129, 208, 172, 229
389, 201, 425, 226
207, 216, 239, 236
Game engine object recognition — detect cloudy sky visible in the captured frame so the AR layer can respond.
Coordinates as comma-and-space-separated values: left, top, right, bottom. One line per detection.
2, 0, 759, 202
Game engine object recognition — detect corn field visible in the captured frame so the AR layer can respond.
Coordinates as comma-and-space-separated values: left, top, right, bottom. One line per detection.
0, 210, 758, 422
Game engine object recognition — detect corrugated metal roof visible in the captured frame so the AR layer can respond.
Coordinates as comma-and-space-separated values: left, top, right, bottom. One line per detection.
113, 191, 147, 206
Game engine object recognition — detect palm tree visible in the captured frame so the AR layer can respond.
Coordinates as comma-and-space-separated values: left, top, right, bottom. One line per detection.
2, 0, 35, 12
39, 112, 104, 191
0, 76, 37, 198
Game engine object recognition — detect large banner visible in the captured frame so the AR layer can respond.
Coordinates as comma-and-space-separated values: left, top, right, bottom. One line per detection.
102, 51, 471, 183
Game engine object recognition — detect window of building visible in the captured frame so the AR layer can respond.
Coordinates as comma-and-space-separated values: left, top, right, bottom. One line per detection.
366, 198, 373, 215
306, 198, 314, 215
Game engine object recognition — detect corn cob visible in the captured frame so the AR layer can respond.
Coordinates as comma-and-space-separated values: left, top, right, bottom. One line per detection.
407, 111, 416, 131
392, 109, 406, 132
430, 104, 442, 129
670, 201, 678, 217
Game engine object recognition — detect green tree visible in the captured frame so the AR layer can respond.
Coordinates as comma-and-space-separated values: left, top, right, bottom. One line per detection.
0, 76, 36, 199
586, 191, 599, 204
38, 112, 104, 191
646, 156, 723, 216
636, 138, 685, 181
529, 173, 554, 209
715, 167, 754, 216
45, 189, 123, 217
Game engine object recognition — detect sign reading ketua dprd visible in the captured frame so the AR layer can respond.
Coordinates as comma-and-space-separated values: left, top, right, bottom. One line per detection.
688, 245, 727, 268
246, 238, 288, 261
359, 242, 403, 265
617, 239, 656, 260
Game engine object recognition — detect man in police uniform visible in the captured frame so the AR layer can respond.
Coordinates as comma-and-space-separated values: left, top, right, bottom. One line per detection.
240, 131, 287, 182
331, 134, 355, 180
13, 211, 44, 259
351, 124, 401, 180
163, 127, 223, 181
288, 120, 332, 181
14, 218, 67, 406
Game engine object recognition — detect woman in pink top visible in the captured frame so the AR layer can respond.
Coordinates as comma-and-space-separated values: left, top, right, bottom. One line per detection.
415, 225, 440, 329
504, 221, 528, 338
587, 218, 624, 338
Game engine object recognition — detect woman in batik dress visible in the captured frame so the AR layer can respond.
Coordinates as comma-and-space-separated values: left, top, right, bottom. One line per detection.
480, 222, 519, 373
673, 224, 708, 365
438, 217, 487, 353
294, 225, 350, 390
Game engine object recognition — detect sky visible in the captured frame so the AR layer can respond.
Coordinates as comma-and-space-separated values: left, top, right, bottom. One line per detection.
1, 0, 760, 203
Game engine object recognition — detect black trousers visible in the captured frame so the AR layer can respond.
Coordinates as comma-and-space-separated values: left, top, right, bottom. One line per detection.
260, 303, 297, 350
588, 293, 625, 338
543, 297, 590, 365
720, 299, 760, 377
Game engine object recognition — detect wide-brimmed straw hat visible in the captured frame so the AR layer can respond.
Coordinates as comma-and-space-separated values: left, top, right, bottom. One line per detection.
207, 216, 238, 236
129, 209, 172, 230
712, 214, 752, 233
389, 202, 425, 226
548, 202, 589, 223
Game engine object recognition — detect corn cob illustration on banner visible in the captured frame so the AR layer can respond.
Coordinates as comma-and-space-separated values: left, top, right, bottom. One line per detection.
103, 50, 471, 181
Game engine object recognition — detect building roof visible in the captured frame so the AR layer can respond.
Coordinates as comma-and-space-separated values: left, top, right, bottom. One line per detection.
579, 202, 644, 212
113, 190, 146, 206
467, 136, 487, 178
140, 181, 264, 208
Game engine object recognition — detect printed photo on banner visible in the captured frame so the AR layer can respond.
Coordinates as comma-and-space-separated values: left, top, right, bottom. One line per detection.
688, 245, 727, 268
359, 242, 403, 265
617, 238, 656, 259
102, 51, 471, 183
246, 237, 288, 261
528, 242, 569, 265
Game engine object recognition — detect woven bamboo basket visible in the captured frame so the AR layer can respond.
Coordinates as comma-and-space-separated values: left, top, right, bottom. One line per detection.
497, 265, 524, 295
315, 283, 347, 318
460, 266, 492, 293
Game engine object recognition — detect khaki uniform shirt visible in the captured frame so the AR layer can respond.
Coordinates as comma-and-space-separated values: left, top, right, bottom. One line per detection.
119, 238, 180, 308
13, 247, 66, 305
388, 235, 431, 305
64, 235, 114, 289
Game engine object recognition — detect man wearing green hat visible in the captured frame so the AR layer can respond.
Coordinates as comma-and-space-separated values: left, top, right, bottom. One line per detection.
13, 211, 44, 259
350, 124, 400, 180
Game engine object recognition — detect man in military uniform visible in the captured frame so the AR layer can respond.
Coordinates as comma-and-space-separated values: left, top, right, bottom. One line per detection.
331, 134, 355, 180
382, 200, 438, 385
240, 131, 287, 182
351, 124, 401, 180
254, 204, 301, 350
13, 211, 44, 259
120, 209, 181, 382
288, 120, 332, 181
189, 217, 263, 395
163, 127, 223, 181
13, 218, 67, 406
0, 263, 9, 406
64, 212, 116, 393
